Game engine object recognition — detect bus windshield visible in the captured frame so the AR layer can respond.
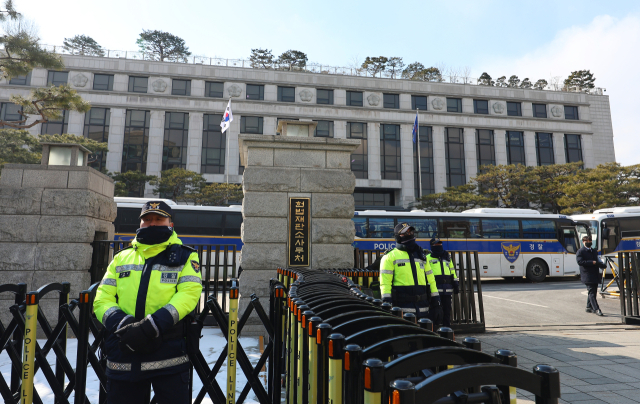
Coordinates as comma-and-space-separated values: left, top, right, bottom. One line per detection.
576, 220, 598, 245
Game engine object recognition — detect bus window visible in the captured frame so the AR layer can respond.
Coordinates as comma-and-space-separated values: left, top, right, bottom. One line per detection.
353, 217, 367, 238
576, 220, 597, 246
223, 213, 242, 236
115, 207, 141, 233
522, 220, 556, 239
411, 218, 438, 238
441, 219, 478, 238
619, 217, 640, 238
176, 211, 223, 236
602, 219, 620, 254
368, 217, 394, 238
481, 219, 519, 238
561, 227, 578, 253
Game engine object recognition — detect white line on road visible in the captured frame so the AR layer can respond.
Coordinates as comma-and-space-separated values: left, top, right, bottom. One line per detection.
483, 294, 548, 308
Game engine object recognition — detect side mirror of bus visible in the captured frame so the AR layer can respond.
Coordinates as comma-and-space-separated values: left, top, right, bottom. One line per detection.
602, 228, 610, 239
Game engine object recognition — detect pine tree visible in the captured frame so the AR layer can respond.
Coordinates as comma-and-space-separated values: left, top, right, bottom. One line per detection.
361, 56, 388, 77
110, 170, 158, 197
151, 168, 206, 202
401, 62, 426, 80
63, 35, 105, 56
533, 79, 548, 90
563, 70, 596, 92
495, 76, 507, 87
386, 57, 404, 78
136, 30, 191, 62
6, 85, 90, 129
477, 72, 494, 86
249, 48, 274, 68
277, 50, 307, 70
180, 182, 243, 206
520, 78, 532, 89
507, 75, 521, 88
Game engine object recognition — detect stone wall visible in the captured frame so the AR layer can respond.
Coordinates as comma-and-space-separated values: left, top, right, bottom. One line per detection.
0, 164, 116, 326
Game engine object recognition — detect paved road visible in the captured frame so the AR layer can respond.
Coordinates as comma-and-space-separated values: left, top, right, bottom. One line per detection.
479, 277, 623, 329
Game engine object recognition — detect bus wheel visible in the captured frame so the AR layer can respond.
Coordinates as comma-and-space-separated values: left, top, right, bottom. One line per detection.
526, 259, 547, 283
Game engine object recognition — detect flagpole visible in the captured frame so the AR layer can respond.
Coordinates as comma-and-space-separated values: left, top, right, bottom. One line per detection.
416, 108, 423, 199
225, 98, 231, 184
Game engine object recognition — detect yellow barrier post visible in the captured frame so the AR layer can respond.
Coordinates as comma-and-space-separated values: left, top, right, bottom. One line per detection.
227, 284, 239, 404
296, 305, 309, 404
308, 317, 322, 404
327, 333, 345, 404
495, 349, 518, 404
21, 292, 38, 404
363, 358, 384, 404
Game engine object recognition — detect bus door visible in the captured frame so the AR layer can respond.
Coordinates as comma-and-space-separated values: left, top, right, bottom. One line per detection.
560, 225, 581, 275
602, 218, 620, 255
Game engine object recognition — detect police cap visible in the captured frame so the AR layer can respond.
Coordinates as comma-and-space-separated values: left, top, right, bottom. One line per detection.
430, 237, 442, 246
140, 200, 173, 219
394, 222, 415, 236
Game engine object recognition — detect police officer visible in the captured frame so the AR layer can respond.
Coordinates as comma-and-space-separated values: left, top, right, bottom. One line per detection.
379, 223, 442, 319
94, 201, 202, 404
427, 237, 458, 327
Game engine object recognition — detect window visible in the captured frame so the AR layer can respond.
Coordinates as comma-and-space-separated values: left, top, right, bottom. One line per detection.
128, 76, 148, 93
9, 72, 31, 86
47, 71, 68, 86
353, 217, 367, 238
93, 74, 114, 91
564, 134, 583, 163
348, 122, 367, 179
240, 116, 263, 134
122, 110, 150, 181
173, 211, 243, 236
414, 126, 435, 197
41, 110, 68, 135
383, 93, 399, 109
535, 133, 555, 166
316, 89, 334, 105
368, 217, 395, 238
202, 114, 225, 174
347, 91, 363, 107
354, 191, 395, 208
83, 108, 110, 171
506, 131, 525, 165
277, 86, 295, 102
380, 124, 401, 180
411, 95, 427, 111
314, 120, 334, 138
565, 106, 579, 120
0, 102, 23, 127
412, 218, 438, 238
482, 219, 520, 238
441, 218, 481, 238
163, 112, 189, 170
522, 220, 556, 239
474, 100, 489, 114
205, 81, 224, 98
532, 103, 547, 118
246, 84, 264, 100
445, 128, 465, 186
476, 129, 495, 172
507, 102, 522, 117
171, 79, 191, 96
447, 98, 462, 113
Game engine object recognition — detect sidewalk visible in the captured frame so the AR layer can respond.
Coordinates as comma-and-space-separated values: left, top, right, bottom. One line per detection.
471, 322, 640, 404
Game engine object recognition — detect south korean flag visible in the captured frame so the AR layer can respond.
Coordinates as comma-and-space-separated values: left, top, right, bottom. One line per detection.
220, 99, 233, 133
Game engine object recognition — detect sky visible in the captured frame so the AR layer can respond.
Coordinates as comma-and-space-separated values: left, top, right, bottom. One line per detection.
18, 0, 640, 165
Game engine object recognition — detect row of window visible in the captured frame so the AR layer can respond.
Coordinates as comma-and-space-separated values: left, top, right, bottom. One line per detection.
353, 216, 560, 239
5, 71, 580, 120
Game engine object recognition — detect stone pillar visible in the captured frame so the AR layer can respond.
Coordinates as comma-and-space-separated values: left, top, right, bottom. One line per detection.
432, 126, 446, 192
524, 131, 537, 166
0, 164, 116, 330
145, 111, 165, 196
186, 112, 204, 172
495, 129, 508, 165
553, 133, 566, 164
67, 110, 85, 136
367, 122, 381, 181
106, 108, 126, 173
238, 130, 359, 337
464, 128, 478, 182
400, 123, 415, 207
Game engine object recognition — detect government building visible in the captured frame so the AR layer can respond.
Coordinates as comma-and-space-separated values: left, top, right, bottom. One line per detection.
0, 55, 616, 208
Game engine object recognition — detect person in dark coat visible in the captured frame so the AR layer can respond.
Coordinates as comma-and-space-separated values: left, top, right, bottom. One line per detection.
576, 235, 607, 316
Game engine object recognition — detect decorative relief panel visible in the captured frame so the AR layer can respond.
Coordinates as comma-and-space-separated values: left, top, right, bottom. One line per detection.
228, 84, 242, 98
367, 93, 380, 106
71, 73, 88, 87
492, 102, 505, 114
152, 79, 167, 92
551, 105, 564, 117
299, 89, 313, 102
431, 97, 445, 110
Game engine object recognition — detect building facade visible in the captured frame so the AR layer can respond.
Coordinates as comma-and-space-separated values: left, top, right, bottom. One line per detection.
0, 55, 616, 208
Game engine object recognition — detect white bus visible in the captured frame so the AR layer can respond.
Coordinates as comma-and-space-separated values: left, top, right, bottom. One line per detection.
352, 208, 585, 282
572, 207, 640, 256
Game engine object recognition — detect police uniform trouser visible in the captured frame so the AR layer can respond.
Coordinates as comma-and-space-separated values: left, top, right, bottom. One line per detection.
441, 295, 452, 327
585, 283, 600, 311
107, 370, 190, 404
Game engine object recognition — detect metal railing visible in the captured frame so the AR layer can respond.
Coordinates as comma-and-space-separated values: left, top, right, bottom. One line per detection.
36, 44, 605, 95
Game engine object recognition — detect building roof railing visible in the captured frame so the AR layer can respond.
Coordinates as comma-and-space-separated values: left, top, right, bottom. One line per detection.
38, 44, 606, 95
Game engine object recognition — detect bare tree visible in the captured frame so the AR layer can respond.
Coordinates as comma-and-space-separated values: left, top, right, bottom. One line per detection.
447, 66, 460, 83
461, 66, 473, 84
347, 54, 363, 76
3, 16, 39, 38
548, 76, 562, 91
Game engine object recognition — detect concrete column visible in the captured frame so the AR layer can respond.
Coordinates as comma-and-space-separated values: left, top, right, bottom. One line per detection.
400, 123, 415, 207
67, 110, 85, 136
191, 79, 205, 97
186, 112, 204, 172
553, 133, 566, 164
464, 128, 477, 182
399, 94, 411, 110
145, 110, 166, 178
433, 126, 446, 192
264, 84, 277, 102
334, 121, 347, 139
522, 102, 533, 117
226, 117, 242, 181
524, 131, 537, 166
25, 115, 41, 138
334, 89, 346, 106
264, 116, 277, 136
495, 129, 508, 165
113, 74, 128, 92
578, 105, 590, 121
106, 108, 126, 173
30, 68, 47, 86
462, 98, 473, 114
581, 135, 594, 169
367, 122, 381, 181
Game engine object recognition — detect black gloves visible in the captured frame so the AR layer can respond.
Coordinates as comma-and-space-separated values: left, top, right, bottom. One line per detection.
453, 280, 459, 294
598, 260, 607, 269
429, 296, 443, 325
115, 315, 160, 354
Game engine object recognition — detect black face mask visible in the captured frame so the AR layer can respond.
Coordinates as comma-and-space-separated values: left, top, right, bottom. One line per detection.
398, 239, 417, 251
136, 226, 173, 245
585, 242, 593, 248
431, 245, 445, 257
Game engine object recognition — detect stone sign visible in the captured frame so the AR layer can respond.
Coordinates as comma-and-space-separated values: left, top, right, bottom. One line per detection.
289, 197, 310, 267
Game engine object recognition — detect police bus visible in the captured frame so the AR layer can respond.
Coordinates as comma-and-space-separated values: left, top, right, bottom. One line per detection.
114, 197, 243, 248
352, 208, 586, 282
571, 207, 640, 256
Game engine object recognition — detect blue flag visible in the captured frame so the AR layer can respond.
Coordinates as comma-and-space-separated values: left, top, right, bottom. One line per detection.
412, 112, 418, 143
